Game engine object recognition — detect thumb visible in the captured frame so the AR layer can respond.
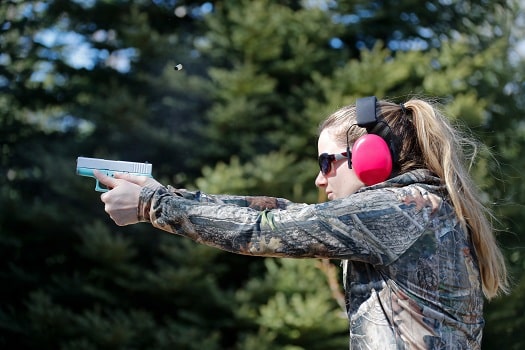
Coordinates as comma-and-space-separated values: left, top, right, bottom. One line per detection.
94, 169, 120, 188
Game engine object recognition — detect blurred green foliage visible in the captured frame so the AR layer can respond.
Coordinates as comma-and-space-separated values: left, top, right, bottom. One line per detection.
1, 0, 524, 348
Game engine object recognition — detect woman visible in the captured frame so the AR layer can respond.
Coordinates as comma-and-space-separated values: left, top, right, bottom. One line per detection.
95, 97, 508, 349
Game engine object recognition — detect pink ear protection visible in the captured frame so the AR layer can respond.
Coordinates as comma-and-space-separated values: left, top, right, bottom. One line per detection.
346, 96, 396, 185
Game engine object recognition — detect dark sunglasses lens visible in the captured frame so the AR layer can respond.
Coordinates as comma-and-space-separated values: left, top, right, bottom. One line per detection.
318, 154, 332, 175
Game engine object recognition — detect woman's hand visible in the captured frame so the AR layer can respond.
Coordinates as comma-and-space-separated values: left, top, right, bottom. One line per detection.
94, 170, 162, 226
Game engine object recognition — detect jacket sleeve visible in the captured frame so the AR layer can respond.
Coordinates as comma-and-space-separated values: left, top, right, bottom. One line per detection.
138, 185, 440, 265
163, 187, 295, 210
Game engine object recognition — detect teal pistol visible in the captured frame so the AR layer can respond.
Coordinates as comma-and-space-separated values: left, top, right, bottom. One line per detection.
76, 157, 153, 192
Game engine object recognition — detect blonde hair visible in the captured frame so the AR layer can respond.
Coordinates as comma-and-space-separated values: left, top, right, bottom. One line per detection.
320, 98, 508, 299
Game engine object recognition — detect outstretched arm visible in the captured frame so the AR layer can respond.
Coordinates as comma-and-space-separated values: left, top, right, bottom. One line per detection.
136, 184, 434, 264
96, 170, 441, 264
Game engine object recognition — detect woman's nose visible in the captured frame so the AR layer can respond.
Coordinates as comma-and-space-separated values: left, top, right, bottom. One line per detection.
315, 171, 327, 188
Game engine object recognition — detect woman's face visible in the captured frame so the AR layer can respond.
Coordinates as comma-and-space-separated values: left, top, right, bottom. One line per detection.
315, 128, 364, 200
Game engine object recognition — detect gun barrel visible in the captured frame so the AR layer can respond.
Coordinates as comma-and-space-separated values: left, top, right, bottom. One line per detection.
76, 157, 152, 174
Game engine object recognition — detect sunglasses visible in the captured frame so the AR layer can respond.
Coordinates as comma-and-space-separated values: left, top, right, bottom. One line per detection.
318, 152, 350, 175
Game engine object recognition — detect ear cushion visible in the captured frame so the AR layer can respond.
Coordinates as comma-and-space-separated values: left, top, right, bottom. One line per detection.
352, 134, 393, 185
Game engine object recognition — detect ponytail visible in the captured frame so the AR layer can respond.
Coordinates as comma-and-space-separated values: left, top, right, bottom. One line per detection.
398, 99, 509, 299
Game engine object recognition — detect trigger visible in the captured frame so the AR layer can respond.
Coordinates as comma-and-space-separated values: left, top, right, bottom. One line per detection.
95, 180, 109, 192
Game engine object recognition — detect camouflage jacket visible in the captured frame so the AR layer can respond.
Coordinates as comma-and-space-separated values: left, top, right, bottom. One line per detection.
138, 169, 484, 349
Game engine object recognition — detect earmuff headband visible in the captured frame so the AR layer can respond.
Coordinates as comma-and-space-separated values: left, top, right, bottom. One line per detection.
356, 96, 378, 130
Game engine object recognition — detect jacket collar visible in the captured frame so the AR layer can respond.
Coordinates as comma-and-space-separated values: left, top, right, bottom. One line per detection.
357, 169, 444, 193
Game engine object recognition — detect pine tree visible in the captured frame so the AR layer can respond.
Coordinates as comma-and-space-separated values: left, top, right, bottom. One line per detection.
2, 0, 525, 349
